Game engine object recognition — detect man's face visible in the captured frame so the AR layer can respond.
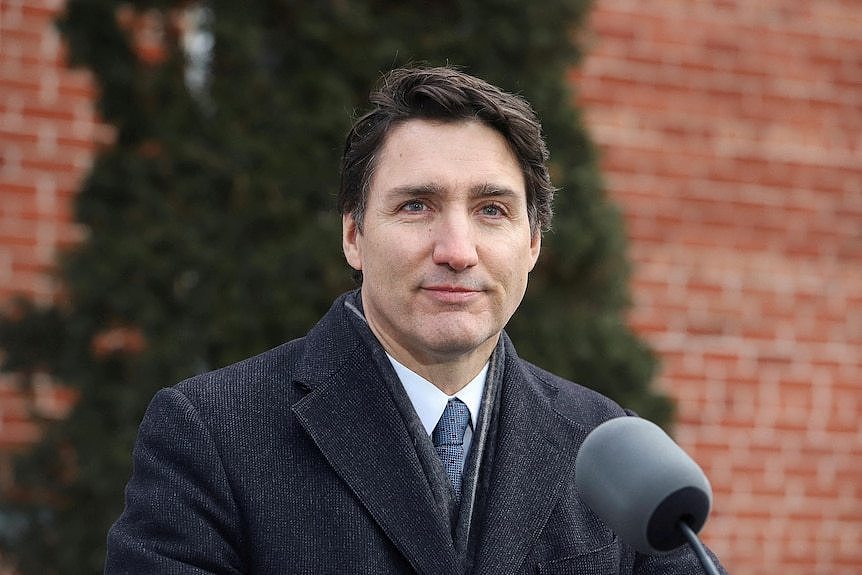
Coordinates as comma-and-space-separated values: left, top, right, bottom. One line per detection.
343, 119, 541, 370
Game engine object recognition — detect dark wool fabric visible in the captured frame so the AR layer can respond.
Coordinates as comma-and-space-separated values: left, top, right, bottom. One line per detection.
343, 294, 467, 548
105, 290, 727, 574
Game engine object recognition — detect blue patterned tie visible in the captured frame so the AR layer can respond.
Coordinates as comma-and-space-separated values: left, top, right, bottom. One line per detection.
432, 398, 471, 500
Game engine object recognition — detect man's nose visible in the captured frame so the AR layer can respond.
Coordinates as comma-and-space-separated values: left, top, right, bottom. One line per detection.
431, 213, 479, 271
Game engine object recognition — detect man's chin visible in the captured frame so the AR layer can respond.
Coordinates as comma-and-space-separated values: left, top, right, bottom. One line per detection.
420, 329, 500, 360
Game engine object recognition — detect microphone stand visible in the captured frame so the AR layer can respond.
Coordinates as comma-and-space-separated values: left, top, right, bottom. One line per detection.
678, 521, 721, 575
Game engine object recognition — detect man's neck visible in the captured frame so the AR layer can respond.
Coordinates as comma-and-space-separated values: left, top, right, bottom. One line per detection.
412, 358, 489, 396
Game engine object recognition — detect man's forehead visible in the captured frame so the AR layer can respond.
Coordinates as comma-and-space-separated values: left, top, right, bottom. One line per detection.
370, 119, 526, 198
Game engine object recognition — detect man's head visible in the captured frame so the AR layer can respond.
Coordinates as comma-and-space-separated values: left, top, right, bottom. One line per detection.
340, 67, 554, 387
339, 66, 555, 237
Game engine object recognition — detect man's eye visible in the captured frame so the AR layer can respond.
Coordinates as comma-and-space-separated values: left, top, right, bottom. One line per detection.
481, 204, 504, 217
402, 201, 426, 212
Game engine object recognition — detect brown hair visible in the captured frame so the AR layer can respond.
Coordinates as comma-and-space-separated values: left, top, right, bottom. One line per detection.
338, 66, 555, 235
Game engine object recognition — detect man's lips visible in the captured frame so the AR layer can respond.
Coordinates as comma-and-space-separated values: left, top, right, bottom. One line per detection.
423, 285, 479, 293
421, 285, 483, 302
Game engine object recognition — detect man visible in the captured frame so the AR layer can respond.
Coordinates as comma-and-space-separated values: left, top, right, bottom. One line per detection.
106, 67, 725, 573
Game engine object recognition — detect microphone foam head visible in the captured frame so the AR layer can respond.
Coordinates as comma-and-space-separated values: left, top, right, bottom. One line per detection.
574, 417, 712, 554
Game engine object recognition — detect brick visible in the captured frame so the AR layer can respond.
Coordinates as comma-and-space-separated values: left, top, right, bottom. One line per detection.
20, 103, 77, 122
20, 1, 63, 19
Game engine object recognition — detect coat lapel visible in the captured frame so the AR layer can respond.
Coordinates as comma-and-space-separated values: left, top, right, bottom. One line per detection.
472, 348, 588, 575
290, 295, 460, 574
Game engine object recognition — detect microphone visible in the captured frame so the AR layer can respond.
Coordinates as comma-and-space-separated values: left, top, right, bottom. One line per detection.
575, 416, 719, 573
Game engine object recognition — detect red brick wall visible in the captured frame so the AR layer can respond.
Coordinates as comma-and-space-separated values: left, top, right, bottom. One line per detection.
0, 0, 100, 460
1, 1, 860, 574
572, 1, 862, 574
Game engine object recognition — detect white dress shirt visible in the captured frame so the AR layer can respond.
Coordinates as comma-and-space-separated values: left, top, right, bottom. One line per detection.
386, 353, 488, 464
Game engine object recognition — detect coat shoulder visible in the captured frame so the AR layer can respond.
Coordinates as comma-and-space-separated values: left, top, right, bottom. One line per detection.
520, 360, 630, 428
173, 336, 308, 414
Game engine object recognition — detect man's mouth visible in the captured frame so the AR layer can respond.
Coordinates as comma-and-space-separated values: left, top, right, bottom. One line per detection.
421, 285, 483, 303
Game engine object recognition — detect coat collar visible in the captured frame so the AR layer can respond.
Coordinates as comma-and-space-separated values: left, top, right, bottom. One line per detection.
469, 335, 590, 574
290, 292, 591, 575
290, 292, 461, 573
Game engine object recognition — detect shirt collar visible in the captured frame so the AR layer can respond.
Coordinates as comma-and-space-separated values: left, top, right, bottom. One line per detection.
387, 353, 487, 435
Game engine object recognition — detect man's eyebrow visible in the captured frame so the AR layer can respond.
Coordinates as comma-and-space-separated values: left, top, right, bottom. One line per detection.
471, 184, 521, 199
384, 183, 445, 199
383, 183, 522, 200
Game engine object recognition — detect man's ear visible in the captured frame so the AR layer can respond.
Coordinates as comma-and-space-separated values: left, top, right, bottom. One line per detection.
342, 213, 363, 271
528, 230, 541, 271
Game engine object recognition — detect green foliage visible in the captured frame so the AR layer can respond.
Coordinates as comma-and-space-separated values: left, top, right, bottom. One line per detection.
0, 0, 672, 572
